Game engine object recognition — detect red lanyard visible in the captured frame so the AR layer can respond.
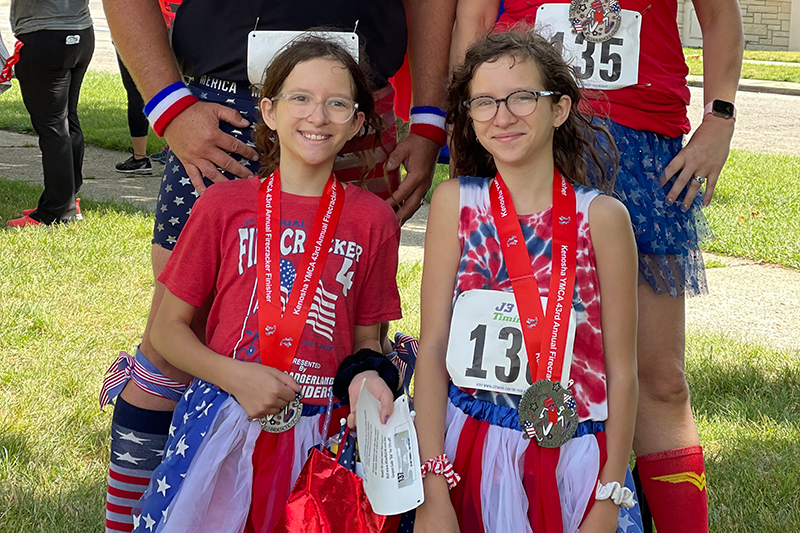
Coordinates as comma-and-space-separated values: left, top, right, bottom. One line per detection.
488, 169, 577, 383
256, 169, 345, 372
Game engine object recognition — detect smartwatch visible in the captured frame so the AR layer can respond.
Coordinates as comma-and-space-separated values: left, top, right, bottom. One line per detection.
703, 99, 736, 121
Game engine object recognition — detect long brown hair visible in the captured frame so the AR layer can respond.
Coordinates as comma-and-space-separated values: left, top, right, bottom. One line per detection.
448, 28, 618, 190
253, 34, 385, 181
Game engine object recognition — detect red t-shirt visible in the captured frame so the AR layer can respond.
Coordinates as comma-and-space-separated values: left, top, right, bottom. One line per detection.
159, 177, 403, 405
498, 0, 690, 137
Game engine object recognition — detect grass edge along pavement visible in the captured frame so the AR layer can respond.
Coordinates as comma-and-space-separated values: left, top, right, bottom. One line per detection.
1, 223, 799, 532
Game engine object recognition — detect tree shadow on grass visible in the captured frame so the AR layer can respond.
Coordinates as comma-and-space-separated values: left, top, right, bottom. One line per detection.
704, 430, 800, 532
0, 178, 151, 225
686, 338, 800, 426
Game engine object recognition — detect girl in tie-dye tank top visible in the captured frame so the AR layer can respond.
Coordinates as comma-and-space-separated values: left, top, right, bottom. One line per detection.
413, 29, 642, 533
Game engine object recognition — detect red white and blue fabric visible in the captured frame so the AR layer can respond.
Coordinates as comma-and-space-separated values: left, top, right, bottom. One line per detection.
443, 176, 644, 533
421, 454, 461, 489
409, 106, 447, 147
143, 81, 199, 137
99, 348, 188, 410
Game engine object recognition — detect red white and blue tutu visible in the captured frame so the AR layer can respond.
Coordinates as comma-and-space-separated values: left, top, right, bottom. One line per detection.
130, 378, 340, 533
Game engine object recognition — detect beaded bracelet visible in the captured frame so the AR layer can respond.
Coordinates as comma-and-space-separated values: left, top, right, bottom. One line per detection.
144, 81, 199, 137
420, 454, 460, 489
409, 106, 447, 147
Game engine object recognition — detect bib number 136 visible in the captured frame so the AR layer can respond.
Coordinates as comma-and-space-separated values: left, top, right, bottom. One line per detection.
447, 289, 576, 395
537, 4, 642, 91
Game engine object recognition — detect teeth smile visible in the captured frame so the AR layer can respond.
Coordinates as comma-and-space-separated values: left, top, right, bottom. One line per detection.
302, 133, 330, 141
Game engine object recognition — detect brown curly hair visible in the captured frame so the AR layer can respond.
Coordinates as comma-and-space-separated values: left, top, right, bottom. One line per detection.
252, 34, 386, 181
448, 27, 618, 190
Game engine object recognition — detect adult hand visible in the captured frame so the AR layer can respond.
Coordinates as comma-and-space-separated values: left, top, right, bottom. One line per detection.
385, 133, 440, 225
226, 362, 301, 419
662, 114, 735, 210
346, 370, 395, 429
163, 101, 259, 195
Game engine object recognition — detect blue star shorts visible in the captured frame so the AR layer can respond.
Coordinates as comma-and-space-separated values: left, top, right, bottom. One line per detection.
592, 119, 712, 298
152, 77, 260, 250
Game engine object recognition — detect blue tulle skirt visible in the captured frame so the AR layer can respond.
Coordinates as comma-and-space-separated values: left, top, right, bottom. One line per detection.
592, 119, 712, 297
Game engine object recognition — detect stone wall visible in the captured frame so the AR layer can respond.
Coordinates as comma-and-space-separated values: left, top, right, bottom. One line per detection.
678, 0, 794, 50
741, 0, 792, 49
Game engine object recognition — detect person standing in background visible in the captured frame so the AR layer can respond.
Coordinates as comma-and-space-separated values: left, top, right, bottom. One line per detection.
7, 0, 94, 227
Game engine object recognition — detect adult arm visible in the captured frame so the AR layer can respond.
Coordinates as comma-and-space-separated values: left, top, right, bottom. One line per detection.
579, 196, 639, 533
386, 0, 458, 224
412, 179, 462, 533
663, 0, 743, 208
151, 290, 301, 418
102, 0, 258, 193
449, 0, 502, 70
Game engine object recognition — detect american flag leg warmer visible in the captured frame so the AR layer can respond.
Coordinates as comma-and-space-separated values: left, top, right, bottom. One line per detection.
106, 397, 172, 533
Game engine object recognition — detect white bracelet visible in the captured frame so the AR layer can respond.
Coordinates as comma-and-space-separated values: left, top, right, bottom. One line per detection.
595, 480, 636, 509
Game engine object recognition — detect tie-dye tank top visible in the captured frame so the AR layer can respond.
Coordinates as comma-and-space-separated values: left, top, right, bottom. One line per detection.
453, 176, 608, 422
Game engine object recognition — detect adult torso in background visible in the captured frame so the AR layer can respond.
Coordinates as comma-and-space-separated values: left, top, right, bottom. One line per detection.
10, 0, 92, 35
171, 0, 408, 89
498, 0, 690, 137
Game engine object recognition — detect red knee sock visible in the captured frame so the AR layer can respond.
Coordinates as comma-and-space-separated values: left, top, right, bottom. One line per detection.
636, 446, 708, 533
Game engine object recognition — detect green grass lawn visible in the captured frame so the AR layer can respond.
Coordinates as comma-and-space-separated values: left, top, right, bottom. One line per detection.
685, 56, 800, 84
0, 71, 166, 155
684, 47, 800, 64
1, 200, 798, 530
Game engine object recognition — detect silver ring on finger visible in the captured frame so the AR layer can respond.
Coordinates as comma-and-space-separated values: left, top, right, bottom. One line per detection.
691, 175, 706, 185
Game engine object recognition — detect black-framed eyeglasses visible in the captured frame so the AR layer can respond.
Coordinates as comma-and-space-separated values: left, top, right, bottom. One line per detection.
272, 92, 359, 124
463, 89, 562, 122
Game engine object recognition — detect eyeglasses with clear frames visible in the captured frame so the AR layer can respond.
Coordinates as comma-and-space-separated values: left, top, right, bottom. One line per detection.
463, 89, 562, 123
272, 92, 359, 124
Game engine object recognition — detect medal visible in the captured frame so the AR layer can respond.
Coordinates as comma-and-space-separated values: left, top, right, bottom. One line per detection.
255, 393, 304, 433
489, 170, 578, 447
518, 380, 579, 447
255, 170, 345, 432
569, 0, 622, 42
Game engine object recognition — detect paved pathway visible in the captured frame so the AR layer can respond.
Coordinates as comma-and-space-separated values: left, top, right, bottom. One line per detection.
2, 15, 799, 354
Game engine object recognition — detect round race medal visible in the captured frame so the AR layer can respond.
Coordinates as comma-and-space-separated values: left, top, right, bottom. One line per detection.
256, 393, 303, 433
568, 0, 622, 43
518, 380, 579, 448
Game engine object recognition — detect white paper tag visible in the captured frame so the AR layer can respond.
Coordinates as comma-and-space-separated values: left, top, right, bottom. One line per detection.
537, 4, 641, 91
356, 383, 424, 515
247, 30, 360, 85
446, 289, 576, 395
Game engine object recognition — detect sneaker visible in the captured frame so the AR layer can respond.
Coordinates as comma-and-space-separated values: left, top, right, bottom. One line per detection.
22, 197, 82, 218
115, 155, 153, 175
7, 214, 43, 228
150, 145, 170, 164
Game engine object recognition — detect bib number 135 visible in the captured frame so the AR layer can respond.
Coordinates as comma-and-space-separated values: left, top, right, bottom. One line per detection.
537, 4, 642, 91
447, 289, 576, 395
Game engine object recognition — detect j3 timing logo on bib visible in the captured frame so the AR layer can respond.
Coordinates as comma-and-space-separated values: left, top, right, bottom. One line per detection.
446, 289, 577, 396
537, 3, 642, 91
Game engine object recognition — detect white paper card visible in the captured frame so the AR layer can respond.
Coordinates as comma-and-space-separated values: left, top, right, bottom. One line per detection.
247, 30, 360, 85
446, 289, 576, 395
356, 383, 424, 515
537, 4, 642, 91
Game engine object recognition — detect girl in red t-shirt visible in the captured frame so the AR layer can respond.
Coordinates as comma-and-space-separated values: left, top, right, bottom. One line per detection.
129, 36, 404, 533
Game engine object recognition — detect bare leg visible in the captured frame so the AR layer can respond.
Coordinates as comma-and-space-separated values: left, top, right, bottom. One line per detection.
633, 286, 700, 455
131, 135, 148, 159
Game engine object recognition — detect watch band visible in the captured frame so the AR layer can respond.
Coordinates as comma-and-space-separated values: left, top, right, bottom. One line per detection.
703, 100, 736, 121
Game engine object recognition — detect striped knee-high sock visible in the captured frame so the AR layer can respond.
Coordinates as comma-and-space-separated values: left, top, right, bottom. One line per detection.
106, 397, 173, 533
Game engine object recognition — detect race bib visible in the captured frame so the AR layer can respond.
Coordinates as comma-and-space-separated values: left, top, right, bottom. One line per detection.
537, 3, 641, 91
446, 289, 576, 395
247, 30, 359, 85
